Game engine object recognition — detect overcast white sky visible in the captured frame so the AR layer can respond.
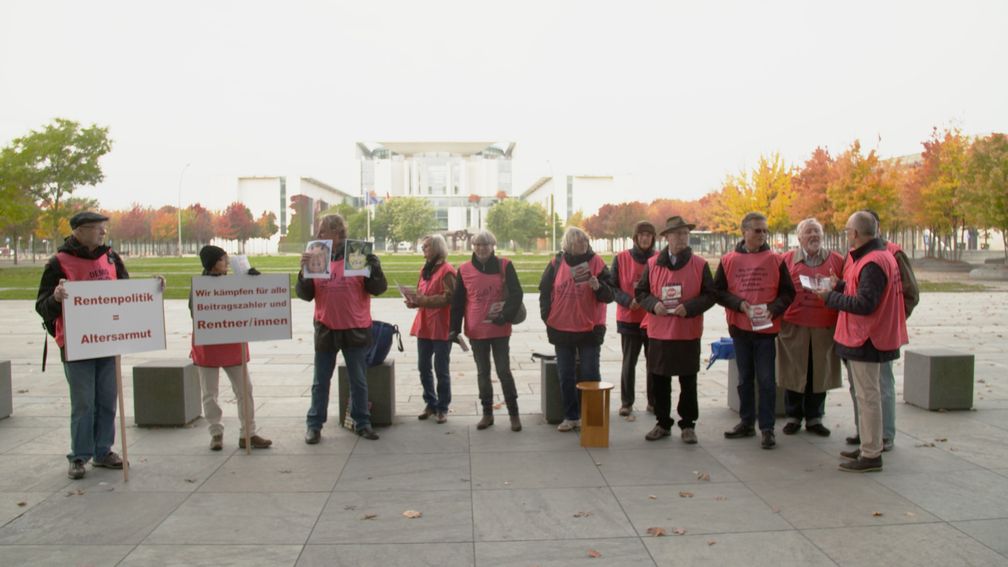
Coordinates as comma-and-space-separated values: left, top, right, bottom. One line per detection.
1, 0, 1005, 212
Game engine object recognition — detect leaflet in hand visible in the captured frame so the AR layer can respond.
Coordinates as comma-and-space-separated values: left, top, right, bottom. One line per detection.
303, 240, 333, 279
799, 274, 832, 292
344, 240, 373, 278
661, 284, 683, 310
747, 303, 773, 331
229, 254, 252, 275
397, 283, 417, 303
484, 301, 505, 323
570, 262, 592, 284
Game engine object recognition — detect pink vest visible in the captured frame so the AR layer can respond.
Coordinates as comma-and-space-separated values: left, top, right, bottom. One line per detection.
782, 250, 843, 329
191, 339, 248, 367
54, 252, 116, 348
615, 249, 649, 324
720, 249, 783, 334
643, 254, 706, 340
313, 260, 372, 330
410, 261, 455, 340
459, 258, 513, 340
546, 255, 607, 333
834, 250, 909, 351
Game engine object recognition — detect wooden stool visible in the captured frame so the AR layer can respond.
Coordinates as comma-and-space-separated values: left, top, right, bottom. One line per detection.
577, 381, 614, 448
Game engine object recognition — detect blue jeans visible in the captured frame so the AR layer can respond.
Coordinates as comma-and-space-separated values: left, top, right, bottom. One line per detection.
417, 338, 452, 413
850, 359, 896, 442
733, 334, 777, 431
307, 346, 371, 432
63, 356, 117, 462
554, 343, 601, 421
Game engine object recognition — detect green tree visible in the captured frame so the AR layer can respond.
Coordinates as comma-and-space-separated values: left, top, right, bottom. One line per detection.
486, 199, 548, 251
0, 147, 40, 264
4, 118, 112, 242
372, 197, 436, 251
965, 133, 1008, 260
320, 203, 367, 239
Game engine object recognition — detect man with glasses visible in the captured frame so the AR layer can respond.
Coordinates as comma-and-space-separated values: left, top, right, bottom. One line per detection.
715, 212, 796, 449
36, 211, 129, 479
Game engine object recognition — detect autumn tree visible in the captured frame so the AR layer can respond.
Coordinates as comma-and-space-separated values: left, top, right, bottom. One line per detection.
825, 141, 899, 239
965, 133, 1008, 260
914, 127, 971, 259
256, 211, 279, 240
789, 147, 835, 229
719, 153, 795, 234
486, 198, 548, 251
150, 206, 178, 244
182, 203, 216, 247
217, 202, 258, 253
3, 118, 112, 242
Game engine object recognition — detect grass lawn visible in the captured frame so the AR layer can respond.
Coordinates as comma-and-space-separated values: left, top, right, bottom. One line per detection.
0, 253, 578, 300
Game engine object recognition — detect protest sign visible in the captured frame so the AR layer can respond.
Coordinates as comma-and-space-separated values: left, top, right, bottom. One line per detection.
191, 274, 292, 345
63, 279, 166, 361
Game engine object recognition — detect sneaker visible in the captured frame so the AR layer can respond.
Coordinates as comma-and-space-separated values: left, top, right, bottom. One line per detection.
357, 427, 380, 440
782, 422, 801, 435
435, 412, 447, 424
618, 405, 632, 417
724, 422, 756, 439
761, 430, 776, 449
210, 434, 223, 451
557, 419, 580, 432
806, 423, 831, 437
418, 407, 435, 420
510, 415, 522, 432
645, 425, 671, 441
239, 435, 272, 449
838, 456, 883, 472
883, 438, 894, 452
304, 428, 321, 445
681, 428, 698, 444
841, 448, 860, 460
477, 415, 495, 430
93, 451, 124, 469
845, 434, 860, 445
68, 459, 86, 480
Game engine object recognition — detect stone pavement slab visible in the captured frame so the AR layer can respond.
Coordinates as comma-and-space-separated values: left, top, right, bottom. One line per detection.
0, 293, 1006, 565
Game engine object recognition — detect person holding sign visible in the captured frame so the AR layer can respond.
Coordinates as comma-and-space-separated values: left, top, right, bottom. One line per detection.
449, 230, 524, 431
297, 214, 387, 442
189, 245, 272, 451
608, 220, 658, 416
776, 218, 844, 438
635, 216, 716, 444
406, 234, 457, 424
35, 211, 128, 480
538, 227, 615, 432
714, 212, 795, 449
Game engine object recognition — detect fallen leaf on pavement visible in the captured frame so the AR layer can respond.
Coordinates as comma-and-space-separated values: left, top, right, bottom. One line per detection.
402, 510, 423, 519
17, 501, 26, 507
673, 528, 687, 535
647, 527, 667, 537
707, 540, 717, 546
362, 513, 378, 520
714, 496, 728, 501
696, 471, 711, 481
587, 549, 602, 558
648, 494, 657, 500
679, 491, 694, 498
872, 511, 883, 517
573, 511, 593, 518
934, 438, 947, 442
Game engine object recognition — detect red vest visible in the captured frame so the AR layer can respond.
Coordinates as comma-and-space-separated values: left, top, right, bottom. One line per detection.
643, 253, 706, 340
410, 261, 455, 340
313, 260, 372, 330
886, 241, 902, 255
546, 255, 607, 333
834, 250, 909, 351
720, 249, 783, 334
191, 339, 248, 367
782, 250, 843, 329
459, 258, 513, 340
615, 249, 650, 324
54, 252, 116, 348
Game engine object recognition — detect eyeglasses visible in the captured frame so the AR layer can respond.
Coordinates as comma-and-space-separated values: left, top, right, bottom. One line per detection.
747, 228, 769, 234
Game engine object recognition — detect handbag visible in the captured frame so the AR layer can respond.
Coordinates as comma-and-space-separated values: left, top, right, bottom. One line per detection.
499, 258, 526, 325
366, 321, 403, 367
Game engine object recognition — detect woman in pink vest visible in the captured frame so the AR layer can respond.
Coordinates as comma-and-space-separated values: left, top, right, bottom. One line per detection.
189, 245, 271, 451
538, 227, 615, 432
636, 216, 716, 444
407, 234, 456, 424
776, 218, 844, 438
450, 230, 524, 431
609, 220, 657, 416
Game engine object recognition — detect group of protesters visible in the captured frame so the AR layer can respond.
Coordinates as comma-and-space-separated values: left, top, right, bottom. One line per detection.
36, 207, 917, 480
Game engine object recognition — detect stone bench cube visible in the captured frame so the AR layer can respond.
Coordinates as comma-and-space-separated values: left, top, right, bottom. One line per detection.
0, 360, 11, 420
727, 359, 786, 417
338, 360, 395, 426
903, 348, 974, 410
133, 360, 202, 426
540, 358, 565, 425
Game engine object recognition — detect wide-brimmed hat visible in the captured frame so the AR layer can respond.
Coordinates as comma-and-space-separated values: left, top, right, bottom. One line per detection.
659, 215, 696, 235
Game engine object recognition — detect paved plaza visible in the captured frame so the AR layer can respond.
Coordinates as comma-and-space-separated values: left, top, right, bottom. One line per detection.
1, 290, 1007, 566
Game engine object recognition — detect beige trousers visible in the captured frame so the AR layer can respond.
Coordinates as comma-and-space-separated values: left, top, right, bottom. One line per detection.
847, 360, 882, 459
198, 365, 255, 437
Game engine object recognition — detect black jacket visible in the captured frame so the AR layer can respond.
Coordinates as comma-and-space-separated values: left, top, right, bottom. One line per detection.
713, 241, 796, 339
636, 246, 717, 319
538, 250, 615, 346
449, 253, 523, 335
36, 236, 129, 328
826, 238, 899, 362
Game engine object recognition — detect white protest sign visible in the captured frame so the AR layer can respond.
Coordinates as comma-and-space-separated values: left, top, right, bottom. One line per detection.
63, 279, 166, 361
191, 274, 292, 346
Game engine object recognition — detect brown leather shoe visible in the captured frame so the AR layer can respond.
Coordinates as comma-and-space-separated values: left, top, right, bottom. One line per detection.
477, 415, 494, 430
435, 412, 447, 424
418, 407, 434, 420
239, 435, 272, 449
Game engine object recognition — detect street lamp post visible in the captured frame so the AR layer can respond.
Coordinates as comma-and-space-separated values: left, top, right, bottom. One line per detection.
177, 163, 191, 256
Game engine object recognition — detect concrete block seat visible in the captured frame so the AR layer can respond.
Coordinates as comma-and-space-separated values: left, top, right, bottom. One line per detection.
133, 360, 201, 426
903, 348, 974, 410
338, 360, 395, 426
